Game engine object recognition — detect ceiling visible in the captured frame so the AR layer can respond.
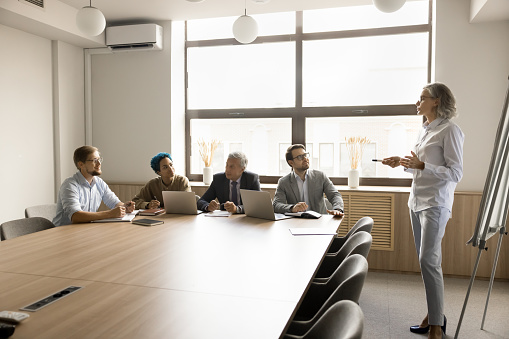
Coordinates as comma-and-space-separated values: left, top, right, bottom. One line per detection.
58, 0, 509, 24
59, 0, 374, 24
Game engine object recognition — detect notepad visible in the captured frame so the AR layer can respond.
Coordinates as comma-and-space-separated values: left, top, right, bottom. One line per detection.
92, 212, 137, 223
132, 218, 164, 226
285, 210, 322, 219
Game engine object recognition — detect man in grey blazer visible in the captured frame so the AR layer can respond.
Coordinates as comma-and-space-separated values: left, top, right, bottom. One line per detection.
273, 144, 344, 216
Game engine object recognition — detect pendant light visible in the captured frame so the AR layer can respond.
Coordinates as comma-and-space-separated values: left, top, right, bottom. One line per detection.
232, 1, 258, 44
372, 0, 406, 13
76, 0, 106, 36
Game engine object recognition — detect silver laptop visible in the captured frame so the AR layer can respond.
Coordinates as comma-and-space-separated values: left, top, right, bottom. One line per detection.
240, 189, 290, 221
162, 191, 203, 215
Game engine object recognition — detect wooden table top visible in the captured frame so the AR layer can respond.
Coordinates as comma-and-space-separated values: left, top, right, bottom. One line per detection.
0, 213, 341, 339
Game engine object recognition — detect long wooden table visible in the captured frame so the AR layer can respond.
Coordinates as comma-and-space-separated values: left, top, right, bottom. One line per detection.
0, 213, 341, 338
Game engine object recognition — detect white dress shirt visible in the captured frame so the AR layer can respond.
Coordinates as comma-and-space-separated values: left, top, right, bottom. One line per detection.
294, 171, 310, 210
407, 117, 464, 212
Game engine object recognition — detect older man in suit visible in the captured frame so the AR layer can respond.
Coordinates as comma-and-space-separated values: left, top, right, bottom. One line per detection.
273, 144, 344, 216
197, 152, 260, 214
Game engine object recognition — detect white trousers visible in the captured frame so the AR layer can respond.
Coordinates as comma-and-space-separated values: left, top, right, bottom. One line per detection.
410, 206, 450, 326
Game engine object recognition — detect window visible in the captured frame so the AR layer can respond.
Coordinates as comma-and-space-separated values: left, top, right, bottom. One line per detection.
185, 1, 431, 185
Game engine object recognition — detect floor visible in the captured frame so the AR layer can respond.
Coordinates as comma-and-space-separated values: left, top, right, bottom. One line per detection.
360, 271, 509, 339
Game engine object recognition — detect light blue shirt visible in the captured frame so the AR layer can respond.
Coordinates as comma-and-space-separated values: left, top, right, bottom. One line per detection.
293, 171, 310, 210
406, 117, 464, 212
53, 171, 121, 226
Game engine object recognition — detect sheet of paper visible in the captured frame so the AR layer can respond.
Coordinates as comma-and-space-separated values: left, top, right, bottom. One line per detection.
204, 210, 232, 217
92, 212, 137, 223
289, 228, 338, 235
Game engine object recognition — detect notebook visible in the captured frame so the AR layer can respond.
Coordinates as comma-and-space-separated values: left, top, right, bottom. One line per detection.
239, 189, 291, 221
162, 191, 203, 215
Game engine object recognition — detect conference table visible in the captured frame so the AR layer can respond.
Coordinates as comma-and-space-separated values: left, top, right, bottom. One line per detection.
0, 213, 341, 338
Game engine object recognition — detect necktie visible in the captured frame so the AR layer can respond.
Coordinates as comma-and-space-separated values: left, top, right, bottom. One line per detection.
231, 181, 238, 205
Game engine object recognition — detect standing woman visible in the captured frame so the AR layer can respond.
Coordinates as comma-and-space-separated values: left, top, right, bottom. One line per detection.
382, 82, 464, 339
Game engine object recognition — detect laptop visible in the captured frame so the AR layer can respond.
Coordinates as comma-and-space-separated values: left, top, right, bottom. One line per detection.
162, 191, 203, 215
240, 189, 291, 221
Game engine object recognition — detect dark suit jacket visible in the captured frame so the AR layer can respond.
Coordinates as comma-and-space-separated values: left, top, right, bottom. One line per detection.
197, 171, 261, 213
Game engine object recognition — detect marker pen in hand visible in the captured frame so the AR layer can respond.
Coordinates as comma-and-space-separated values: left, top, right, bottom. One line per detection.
372, 159, 383, 162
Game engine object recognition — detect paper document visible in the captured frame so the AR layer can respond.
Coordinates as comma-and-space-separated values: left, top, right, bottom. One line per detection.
289, 228, 338, 236
204, 210, 232, 217
92, 211, 138, 223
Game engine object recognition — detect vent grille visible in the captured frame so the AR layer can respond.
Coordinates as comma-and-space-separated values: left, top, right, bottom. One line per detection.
337, 192, 394, 251
19, 0, 44, 9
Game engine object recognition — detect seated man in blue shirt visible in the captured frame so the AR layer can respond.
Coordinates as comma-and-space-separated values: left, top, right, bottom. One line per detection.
197, 152, 260, 214
53, 146, 135, 226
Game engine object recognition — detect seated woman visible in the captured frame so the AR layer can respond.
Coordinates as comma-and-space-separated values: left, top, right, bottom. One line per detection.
133, 152, 191, 209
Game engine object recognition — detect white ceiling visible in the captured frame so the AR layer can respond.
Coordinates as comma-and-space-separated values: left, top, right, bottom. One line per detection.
59, 0, 373, 24
58, 0, 509, 24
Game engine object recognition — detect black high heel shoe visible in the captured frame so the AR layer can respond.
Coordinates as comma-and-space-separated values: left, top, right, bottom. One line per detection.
409, 324, 429, 334
409, 315, 446, 334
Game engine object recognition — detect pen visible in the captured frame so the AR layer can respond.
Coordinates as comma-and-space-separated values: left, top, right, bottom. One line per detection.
372, 159, 383, 162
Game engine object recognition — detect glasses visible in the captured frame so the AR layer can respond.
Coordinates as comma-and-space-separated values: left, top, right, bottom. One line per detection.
292, 152, 310, 161
86, 157, 103, 164
419, 96, 435, 102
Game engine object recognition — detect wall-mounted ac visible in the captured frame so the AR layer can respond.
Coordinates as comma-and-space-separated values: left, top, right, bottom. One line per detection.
106, 24, 163, 51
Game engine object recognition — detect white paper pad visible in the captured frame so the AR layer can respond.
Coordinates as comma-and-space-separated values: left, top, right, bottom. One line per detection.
92, 212, 137, 223
204, 210, 232, 217
289, 228, 338, 235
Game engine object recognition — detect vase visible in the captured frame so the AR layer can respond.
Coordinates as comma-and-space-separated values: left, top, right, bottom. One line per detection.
203, 167, 213, 185
348, 168, 360, 188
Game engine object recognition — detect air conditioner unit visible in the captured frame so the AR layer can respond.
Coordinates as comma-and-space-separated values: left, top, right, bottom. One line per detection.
106, 24, 163, 51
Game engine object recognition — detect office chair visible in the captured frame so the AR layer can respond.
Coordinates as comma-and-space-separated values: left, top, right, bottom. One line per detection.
327, 216, 374, 255
283, 300, 364, 339
1, 217, 55, 241
286, 254, 368, 336
24, 203, 57, 222
314, 231, 372, 282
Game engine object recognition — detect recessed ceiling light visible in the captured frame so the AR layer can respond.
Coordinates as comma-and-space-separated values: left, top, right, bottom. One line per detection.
251, 0, 271, 3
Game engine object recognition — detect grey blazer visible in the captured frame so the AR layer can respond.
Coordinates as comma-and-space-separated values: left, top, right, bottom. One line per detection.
272, 169, 344, 214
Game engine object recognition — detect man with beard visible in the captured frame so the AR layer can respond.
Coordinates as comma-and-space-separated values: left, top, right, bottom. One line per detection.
53, 146, 135, 226
273, 144, 344, 216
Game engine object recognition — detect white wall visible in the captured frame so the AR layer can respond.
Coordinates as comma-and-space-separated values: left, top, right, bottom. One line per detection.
0, 24, 54, 223
435, 0, 509, 191
53, 40, 86, 186
90, 21, 176, 184
0, 26, 85, 225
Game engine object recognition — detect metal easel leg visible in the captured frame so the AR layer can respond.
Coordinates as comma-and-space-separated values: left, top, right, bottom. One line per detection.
454, 247, 483, 339
481, 229, 505, 329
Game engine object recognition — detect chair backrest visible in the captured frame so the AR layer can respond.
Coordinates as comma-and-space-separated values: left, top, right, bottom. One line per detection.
24, 203, 57, 222
328, 216, 374, 254
0, 217, 55, 240
284, 300, 364, 339
290, 254, 368, 333
316, 231, 372, 279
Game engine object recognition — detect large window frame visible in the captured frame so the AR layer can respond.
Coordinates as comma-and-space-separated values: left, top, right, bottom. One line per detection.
185, 2, 432, 186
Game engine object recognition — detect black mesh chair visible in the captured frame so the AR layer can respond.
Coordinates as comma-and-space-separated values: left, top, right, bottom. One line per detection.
314, 231, 372, 283
283, 300, 364, 339
1, 217, 55, 241
327, 216, 374, 255
286, 254, 368, 336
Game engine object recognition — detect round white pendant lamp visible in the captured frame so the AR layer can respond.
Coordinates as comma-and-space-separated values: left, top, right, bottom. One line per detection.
372, 0, 406, 13
233, 14, 258, 44
186, 0, 205, 2
76, 0, 106, 36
